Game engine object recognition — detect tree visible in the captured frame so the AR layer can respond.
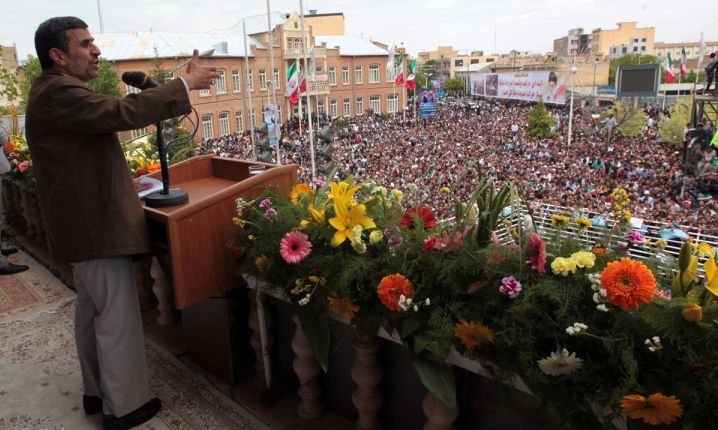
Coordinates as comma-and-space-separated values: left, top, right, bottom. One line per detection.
88, 59, 121, 97
658, 99, 691, 146
609, 53, 660, 85
19, 57, 41, 113
0, 47, 20, 108
612, 100, 645, 138
149, 47, 170, 85
526, 101, 557, 138
444, 78, 464, 95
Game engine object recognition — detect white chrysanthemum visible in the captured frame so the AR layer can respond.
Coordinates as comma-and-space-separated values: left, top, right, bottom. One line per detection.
538, 348, 584, 376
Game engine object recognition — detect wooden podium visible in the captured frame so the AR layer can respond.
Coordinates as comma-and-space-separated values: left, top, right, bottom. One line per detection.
143, 155, 297, 383
144, 155, 297, 309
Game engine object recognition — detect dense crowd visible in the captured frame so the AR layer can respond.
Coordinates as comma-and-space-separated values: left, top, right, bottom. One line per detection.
202, 98, 718, 235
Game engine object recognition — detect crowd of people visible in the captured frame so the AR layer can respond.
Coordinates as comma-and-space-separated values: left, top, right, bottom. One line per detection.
203, 97, 718, 236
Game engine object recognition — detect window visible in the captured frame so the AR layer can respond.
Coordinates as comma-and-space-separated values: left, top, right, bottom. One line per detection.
342, 66, 350, 85
633, 46, 638, 52
232, 69, 241, 93
368, 64, 380, 83
355, 97, 364, 115
215, 69, 227, 94
622, 47, 627, 54
199, 88, 211, 97
276, 105, 282, 123
219, 111, 230, 136
343, 98, 351, 116
250, 108, 256, 128
330, 99, 337, 117
369, 95, 380, 114
471, 59, 479, 64
387, 94, 398, 114
641, 46, 646, 52
202, 114, 213, 139
246, 69, 254, 91
259, 69, 267, 90
235, 111, 244, 132
455, 59, 464, 67
634, 38, 639, 43
317, 101, 325, 114
329, 66, 336, 85
641, 38, 646, 42
130, 127, 148, 139
273, 68, 280, 90
354, 66, 363, 84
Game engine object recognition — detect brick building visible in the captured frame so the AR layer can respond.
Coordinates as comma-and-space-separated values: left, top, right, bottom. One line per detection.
93, 11, 404, 142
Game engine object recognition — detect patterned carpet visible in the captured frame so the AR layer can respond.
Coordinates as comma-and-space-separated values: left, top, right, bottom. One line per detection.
0, 252, 270, 430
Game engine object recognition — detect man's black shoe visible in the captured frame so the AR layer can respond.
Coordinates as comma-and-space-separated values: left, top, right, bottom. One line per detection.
1, 247, 18, 256
103, 398, 161, 430
83, 395, 102, 415
0, 263, 29, 275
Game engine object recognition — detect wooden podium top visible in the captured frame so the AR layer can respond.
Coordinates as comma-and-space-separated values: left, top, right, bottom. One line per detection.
143, 155, 297, 308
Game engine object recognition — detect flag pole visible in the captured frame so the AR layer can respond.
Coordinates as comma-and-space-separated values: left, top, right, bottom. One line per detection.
242, 19, 256, 160
690, 33, 704, 127
266, 0, 281, 164
299, 0, 316, 183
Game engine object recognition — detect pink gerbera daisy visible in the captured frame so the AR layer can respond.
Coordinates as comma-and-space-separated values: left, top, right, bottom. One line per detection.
525, 233, 546, 275
279, 231, 312, 264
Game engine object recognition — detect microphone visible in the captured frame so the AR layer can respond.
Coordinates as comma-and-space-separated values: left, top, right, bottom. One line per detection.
121, 71, 158, 90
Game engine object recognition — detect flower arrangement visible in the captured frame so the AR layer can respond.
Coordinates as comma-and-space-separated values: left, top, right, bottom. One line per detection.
233, 175, 718, 429
4, 134, 36, 189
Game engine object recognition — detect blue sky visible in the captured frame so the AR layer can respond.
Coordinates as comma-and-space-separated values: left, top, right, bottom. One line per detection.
3, 0, 716, 60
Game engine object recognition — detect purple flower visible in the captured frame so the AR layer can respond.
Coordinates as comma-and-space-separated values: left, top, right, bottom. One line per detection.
624, 230, 646, 245
387, 235, 403, 248
264, 208, 277, 221
499, 276, 522, 298
315, 178, 326, 187
259, 198, 272, 209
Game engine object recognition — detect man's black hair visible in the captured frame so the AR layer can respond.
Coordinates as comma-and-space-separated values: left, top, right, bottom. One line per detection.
548, 71, 558, 83
34, 16, 88, 70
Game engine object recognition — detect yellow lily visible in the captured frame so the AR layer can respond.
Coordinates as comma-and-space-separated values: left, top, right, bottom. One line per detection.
328, 181, 361, 208
328, 201, 376, 247
697, 243, 718, 296
298, 203, 326, 230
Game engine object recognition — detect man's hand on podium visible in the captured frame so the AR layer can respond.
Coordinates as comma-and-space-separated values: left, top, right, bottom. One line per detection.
182, 49, 220, 91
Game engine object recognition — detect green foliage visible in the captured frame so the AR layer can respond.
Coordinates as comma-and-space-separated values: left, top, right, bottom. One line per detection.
659, 99, 692, 146
334, 118, 348, 128
612, 100, 645, 138
19, 57, 41, 113
149, 47, 170, 85
88, 59, 121, 97
609, 53, 660, 85
526, 100, 558, 138
444, 78, 464, 94
0, 47, 20, 106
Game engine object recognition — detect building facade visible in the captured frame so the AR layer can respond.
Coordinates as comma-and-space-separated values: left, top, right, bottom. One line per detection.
0, 43, 19, 108
654, 41, 717, 71
553, 28, 592, 57
591, 22, 655, 58
93, 12, 403, 142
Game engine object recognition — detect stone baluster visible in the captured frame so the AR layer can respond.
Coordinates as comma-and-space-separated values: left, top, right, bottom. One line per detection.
150, 256, 177, 326
248, 293, 274, 391
351, 335, 383, 430
422, 392, 459, 430
291, 314, 324, 419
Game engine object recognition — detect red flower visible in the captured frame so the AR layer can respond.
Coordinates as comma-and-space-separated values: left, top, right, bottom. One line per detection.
423, 236, 437, 252
232, 247, 243, 259
525, 233, 546, 274
401, 206, 436, 229
377, 274, 414, 312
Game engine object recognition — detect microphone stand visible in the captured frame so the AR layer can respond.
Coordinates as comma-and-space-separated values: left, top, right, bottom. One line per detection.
144, 120, 189, 207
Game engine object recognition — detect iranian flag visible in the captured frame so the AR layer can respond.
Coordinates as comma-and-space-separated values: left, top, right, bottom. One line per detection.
406, 74, 416, 90
286, 61, 300, 104
395, 52, 404, 85
679, 47, 687, 79
664, 53, 675, 83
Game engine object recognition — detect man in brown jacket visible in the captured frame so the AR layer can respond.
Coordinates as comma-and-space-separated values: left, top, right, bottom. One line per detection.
26, 16, 218, 430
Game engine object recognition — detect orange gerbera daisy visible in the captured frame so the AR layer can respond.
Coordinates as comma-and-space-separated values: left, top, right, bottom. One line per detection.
454, 320, 494, 350
601, 258, 656, 310
377, 274, 414, 312
327, 295, 360, 320
290, 183, 314, 204
621, 393, 683, 425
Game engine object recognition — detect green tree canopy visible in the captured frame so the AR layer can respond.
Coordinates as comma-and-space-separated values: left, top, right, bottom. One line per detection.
526, 100, 557, 138
613, 100, 645, 138
444, 78, 464, 94
658, 99, 691, 146
608, 53, 660, 85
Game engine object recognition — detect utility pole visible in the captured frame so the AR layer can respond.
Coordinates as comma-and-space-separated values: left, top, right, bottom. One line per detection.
266, 1, 280, 164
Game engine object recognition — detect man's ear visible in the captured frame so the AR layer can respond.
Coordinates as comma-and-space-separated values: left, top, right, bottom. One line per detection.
48, 48, 66, 67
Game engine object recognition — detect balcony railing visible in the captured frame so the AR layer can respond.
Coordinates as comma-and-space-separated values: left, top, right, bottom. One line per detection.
305, 81, 329, 95
283, 47, 327, 59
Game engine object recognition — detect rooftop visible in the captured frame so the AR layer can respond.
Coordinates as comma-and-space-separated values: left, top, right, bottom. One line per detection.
315, 35, 388, 56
